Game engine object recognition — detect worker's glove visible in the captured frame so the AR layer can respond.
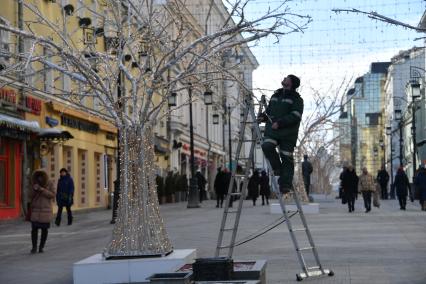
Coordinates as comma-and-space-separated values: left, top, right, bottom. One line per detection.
257, 112, 267, 123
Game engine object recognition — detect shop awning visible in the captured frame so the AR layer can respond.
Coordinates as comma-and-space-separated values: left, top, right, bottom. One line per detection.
0, 114, 74, 142
0, 113, 40, 132
38, 128, 74, 142
154, 136, 170, 154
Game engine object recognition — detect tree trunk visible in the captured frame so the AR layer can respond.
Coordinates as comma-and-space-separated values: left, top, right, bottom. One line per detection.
104, 126, 173, 258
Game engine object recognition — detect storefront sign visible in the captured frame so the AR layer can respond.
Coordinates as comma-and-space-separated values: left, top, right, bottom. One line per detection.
0, 88, 16, 104
181, 143, 207, 159
0, 88, 42, 115
25, 96, 42, 115
45, 116, 59, 127
61, 115, 99, 133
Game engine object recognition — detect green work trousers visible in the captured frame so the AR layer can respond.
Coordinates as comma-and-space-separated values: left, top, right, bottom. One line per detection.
261, 137, 294, 188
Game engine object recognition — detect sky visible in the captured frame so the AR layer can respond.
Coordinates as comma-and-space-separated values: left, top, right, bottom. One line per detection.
244, 0, 426, 107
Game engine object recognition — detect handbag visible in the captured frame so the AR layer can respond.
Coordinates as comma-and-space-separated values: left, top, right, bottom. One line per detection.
341, 194, 347, 204
25, 192, 40, 222
25, 207, 32, 222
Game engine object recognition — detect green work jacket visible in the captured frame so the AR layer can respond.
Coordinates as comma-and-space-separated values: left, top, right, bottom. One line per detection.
264, 88, 304, 147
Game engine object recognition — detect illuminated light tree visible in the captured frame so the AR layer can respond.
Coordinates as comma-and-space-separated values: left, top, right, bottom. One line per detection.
0, 0, 310, 258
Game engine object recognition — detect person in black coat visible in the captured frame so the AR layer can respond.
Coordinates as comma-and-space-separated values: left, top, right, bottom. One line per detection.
342, 165, 358, 212
248, 170, 260, 206
302, 155, 313, 196
377, 166, 390, 200
223, 168, 237, 207
55, 168, 74, 226
196, 170, 207, 203
259, 170, 270, 205
394, 167, 411, 210
415, 166, 426, 211
214, 167, 225, 208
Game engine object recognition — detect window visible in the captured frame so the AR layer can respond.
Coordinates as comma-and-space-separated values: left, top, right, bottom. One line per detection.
0, 17, 10, 69
23, 38, 35, 86
44, 47, 53, 93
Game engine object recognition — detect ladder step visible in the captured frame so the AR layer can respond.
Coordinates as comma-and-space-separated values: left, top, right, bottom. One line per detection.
233, 174, 246, 178
222, 228, 234, 232
290, 227, 307, 232
230, 192, 241, 196
307, 266, 320, 270
297, 246, 314, 252
226, 210, 239, 214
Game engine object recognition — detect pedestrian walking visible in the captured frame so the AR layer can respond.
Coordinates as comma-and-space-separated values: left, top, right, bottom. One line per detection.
358, 167, 375, 213
373, 182, 381, 208
55, 168, 74, 226
223, 168, 237, 207
394, 167, 411, 210
302, 154, 313, 196
342, 165, 358, 212
259, 170, 270, 205
196, 170, 207, 203
248, 170, 260, 206
29, 169, 55, 254
337, 165, 347, 199
414, 165, 426, 211
376, 166, 390, 200
214, 167, 225, 208
258, 74, 303, 194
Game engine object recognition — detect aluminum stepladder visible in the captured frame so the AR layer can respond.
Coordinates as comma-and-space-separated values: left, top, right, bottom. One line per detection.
215, 94, 333, 281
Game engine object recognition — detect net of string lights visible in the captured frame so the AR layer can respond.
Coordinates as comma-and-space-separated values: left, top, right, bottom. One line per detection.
104, 127, 173, 259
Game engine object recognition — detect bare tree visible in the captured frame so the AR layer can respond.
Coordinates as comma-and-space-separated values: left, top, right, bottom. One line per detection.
332, 8, 426, 34
291, 79, 351, 201
0, 0, 311, 258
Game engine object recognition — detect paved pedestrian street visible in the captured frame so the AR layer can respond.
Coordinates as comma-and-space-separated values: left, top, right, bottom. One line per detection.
1, 196, 426, 284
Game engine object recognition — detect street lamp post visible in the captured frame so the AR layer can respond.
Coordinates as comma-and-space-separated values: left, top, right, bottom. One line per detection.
186, 84, 200, 208
394, 109, 403, 167
227, 105, 232, 170
408, 81, 421, 189
386, 126, 394, 199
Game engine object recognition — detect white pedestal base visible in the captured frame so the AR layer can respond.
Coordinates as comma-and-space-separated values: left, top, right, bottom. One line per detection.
270, 203, 319, 214
73, 249, 196, 284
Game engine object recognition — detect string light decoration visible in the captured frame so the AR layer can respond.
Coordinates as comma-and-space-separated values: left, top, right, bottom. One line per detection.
104, 126, 173, 259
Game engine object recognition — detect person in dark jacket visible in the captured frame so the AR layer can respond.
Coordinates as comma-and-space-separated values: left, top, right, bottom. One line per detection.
415, 165, 426, 211
55, 168, 74, 226
259, 170, 270, 205
302, 155, 313, 195
394, 167, 411, 210
248, 170, 260, 206
223, 168, 237, 207
196, 170, 207, 203
342, 165, 359, 212
214, 167, 225, 208
337, 166, 347, 199
259, 74, 303, 194
376, 166, 390, 200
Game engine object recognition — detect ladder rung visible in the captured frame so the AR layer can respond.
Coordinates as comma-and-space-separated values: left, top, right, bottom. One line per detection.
222, 228, 234, 231
307, 266, 320, 270
226, 210, 239, 214
297, 246, 314, 252
290, 227, 307, 232
230, 192, 241, 196
233, 174, 246, 178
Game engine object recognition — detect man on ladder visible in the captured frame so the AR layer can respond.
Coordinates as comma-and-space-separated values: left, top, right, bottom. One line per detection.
258, 74, 303, 194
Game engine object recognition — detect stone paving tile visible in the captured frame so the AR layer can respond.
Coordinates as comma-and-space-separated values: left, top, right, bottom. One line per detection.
1, 196, 426, 283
